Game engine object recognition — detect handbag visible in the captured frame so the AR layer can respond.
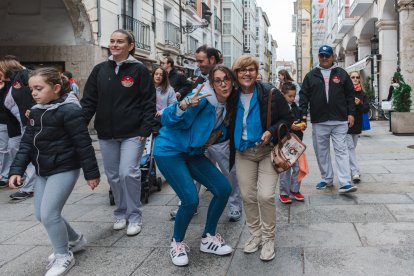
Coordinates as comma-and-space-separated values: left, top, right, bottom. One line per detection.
266, 89, 307, 174
362, 112, 371, 131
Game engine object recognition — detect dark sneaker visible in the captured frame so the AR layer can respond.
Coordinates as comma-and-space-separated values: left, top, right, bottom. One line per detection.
352, 174, 361, 184
338, 184, 357, 194
228, 210, 241, 222
315, 181, 333, 189
9, 191, 33, 201
0, 180, 8, 188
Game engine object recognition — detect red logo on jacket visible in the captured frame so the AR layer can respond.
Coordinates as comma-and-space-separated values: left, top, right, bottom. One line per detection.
121, 76, 134, 87
12, 81, 22, 89
331, 76, 341, 84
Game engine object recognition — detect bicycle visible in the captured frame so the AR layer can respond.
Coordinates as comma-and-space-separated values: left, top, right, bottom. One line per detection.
368, 98, 390, 120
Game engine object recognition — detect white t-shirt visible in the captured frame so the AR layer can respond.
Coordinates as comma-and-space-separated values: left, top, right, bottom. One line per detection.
240, 93, 253, 140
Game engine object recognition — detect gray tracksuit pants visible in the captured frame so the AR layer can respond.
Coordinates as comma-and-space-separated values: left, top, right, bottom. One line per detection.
99, 137, 146, 224
346, 134, 360, 176
34, 169, 80, 255
312, 121, 351, 187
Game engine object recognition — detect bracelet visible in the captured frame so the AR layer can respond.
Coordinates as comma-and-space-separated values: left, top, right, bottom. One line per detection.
184, 97, 192, 106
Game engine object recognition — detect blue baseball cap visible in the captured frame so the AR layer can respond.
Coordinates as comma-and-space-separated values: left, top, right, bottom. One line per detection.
319, 45, 333, 56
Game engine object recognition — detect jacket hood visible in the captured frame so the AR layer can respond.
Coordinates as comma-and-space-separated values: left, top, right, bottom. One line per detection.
108, 54, 141, 65
316, 63, 338, 71
32, 92, 81, 111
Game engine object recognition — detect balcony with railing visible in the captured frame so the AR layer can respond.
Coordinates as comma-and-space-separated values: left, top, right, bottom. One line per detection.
164, 22, 181, 50
214, 16, 222, 32
118, 14, 151, 51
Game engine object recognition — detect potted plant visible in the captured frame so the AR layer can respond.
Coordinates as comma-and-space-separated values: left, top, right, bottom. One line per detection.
390, 71, 414, 135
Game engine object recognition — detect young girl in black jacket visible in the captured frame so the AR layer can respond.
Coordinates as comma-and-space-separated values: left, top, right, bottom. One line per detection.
8, 67, 100, 276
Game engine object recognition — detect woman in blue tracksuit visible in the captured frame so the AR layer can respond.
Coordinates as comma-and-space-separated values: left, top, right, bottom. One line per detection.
154, 65, 237, 267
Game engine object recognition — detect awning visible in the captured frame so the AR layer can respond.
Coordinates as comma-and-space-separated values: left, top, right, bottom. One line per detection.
345, 56, 372, 72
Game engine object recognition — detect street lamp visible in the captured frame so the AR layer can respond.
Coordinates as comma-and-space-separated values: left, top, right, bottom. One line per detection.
370, 34, 379, 105
370, 35, 379, 55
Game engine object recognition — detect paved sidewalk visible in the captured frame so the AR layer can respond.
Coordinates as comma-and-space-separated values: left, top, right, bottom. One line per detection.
1, 121, 414, 275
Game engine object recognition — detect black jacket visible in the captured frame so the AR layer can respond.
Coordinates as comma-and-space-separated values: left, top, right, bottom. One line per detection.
348, 90, 370, 135
300, 66, 355, 123
290, 102, 304, 140
81, 59, 156, 139
168, 68, 192, 98
9, 95, 100, 180
3, 69, 35, 137
229, 81, 294, 169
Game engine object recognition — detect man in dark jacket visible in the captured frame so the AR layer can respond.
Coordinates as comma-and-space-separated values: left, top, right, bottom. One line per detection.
161, 56, 192, 99
300, 45, 357, 194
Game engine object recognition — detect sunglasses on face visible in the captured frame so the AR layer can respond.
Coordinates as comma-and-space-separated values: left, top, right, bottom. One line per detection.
318, 54, 332, 58
350, 76, 360, 79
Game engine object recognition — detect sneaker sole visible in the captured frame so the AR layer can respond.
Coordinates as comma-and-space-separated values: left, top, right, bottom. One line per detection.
200, 248, 232, 256
8, 197, 30, 204
279, 199, 292, 204
338, 187, 357, 194
293, 197, 305, 201
260, 252, 275, 261
126, 230, 141, 236
352, 179, 361, 184
244, 247, 259, 253
316, 184, 333, 190
229, 216, 241, 222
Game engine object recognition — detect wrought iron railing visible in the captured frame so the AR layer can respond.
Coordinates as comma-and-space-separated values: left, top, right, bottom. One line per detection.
164, 22, 181, 49
118, 14, 151, 51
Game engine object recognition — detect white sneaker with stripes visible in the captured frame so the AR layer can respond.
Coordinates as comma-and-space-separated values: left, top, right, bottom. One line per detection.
45, 251, 75, 276
200, 233, 232, 255
170, 239, 190, 266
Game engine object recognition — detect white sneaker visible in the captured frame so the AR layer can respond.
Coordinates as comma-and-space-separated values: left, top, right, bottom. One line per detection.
113, 219, 127, 230
48, 233, 87, 263
45, 251, 75, 276
200, 233, 232, 255
126, 223, 141, 236
170, 239, 190, 266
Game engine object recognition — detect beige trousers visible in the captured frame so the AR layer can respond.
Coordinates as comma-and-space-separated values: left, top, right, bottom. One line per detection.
235, 145, 278, 240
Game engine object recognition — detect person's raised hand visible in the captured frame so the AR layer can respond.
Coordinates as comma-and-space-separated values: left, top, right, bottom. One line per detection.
179, 84, 211, 110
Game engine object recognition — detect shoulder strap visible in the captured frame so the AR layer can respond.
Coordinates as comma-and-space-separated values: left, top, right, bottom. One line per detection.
266, 88, 274, 129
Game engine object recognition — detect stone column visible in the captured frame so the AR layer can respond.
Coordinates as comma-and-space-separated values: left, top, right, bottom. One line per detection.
344, 50, 356, 68
357, 38, 371, 79
398, 0, 414, 109
377, 20, 398, 100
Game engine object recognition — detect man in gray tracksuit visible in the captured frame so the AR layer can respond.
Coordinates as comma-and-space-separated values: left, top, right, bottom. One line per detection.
299, 45, 357, 194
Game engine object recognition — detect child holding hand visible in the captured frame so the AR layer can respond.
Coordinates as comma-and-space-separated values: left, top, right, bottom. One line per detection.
8, 67, 100, 276
278, 82, 306, 204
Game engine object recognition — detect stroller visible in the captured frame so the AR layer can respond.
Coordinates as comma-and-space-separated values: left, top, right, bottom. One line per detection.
109, 134, 162, 205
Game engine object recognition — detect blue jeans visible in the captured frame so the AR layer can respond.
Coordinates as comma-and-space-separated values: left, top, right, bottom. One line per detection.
154, 153, 231, 242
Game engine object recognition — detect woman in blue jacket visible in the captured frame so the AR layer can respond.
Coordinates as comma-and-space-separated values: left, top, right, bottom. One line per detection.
154, 65, 237, 267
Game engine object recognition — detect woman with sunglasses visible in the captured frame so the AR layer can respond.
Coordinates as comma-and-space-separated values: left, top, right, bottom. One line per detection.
347, 71, 370, 184
154, 65, 237, 266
